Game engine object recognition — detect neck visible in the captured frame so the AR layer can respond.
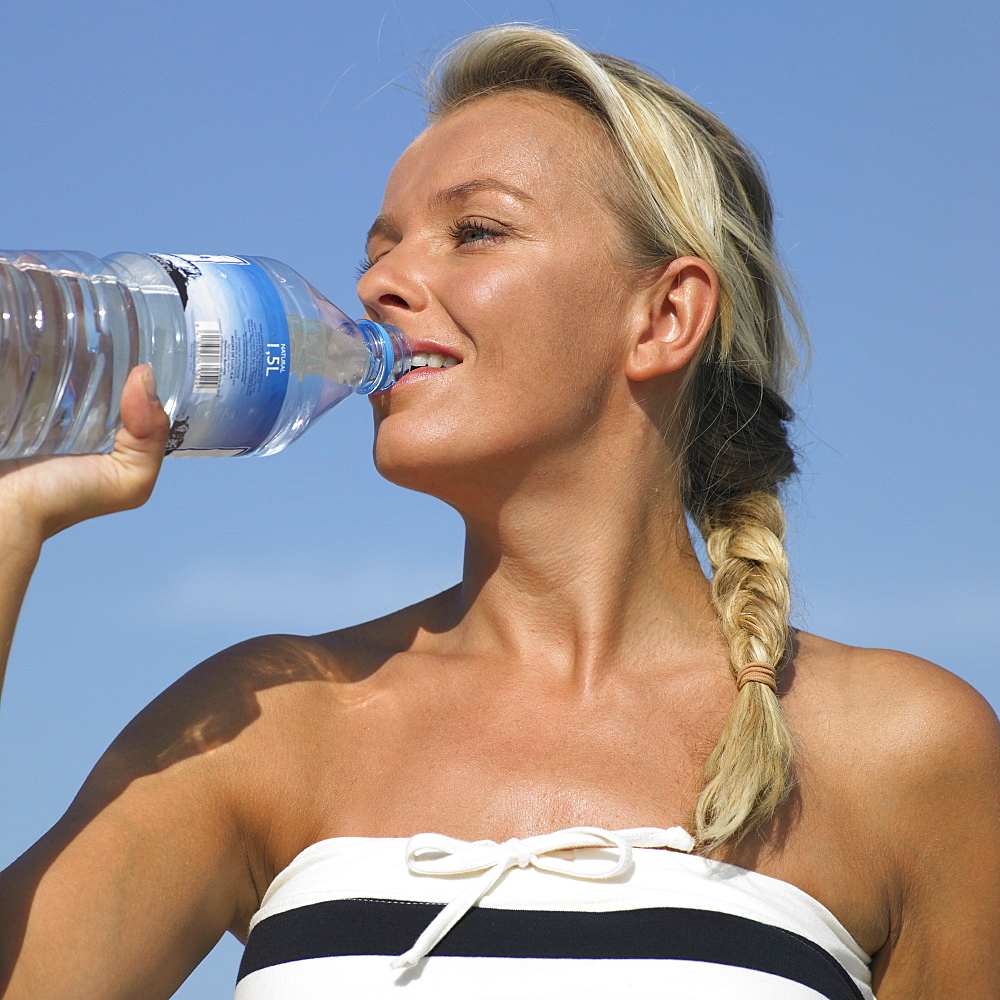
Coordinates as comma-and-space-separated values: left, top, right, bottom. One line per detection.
439, 419, 721, 687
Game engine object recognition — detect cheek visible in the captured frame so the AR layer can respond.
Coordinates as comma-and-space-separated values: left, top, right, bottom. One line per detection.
445, 261, 544, 328
448, 254, 629, 371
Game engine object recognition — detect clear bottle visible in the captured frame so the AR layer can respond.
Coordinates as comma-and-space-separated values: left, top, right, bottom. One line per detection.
0, 250, 411, 458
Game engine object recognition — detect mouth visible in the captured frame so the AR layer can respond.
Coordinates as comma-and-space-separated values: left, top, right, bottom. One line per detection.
393, 340, 464, 387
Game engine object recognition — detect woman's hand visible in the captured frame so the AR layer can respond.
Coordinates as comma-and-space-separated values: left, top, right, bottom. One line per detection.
0, 364, 171, 551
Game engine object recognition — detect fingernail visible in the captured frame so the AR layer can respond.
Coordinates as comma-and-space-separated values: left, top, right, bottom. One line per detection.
142, 363, 160, 403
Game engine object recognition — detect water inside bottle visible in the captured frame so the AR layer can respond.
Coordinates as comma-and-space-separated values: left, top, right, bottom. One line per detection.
0, 257, 131, 458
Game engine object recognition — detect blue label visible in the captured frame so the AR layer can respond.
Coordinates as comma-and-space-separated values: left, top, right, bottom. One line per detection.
153, 254, 291, 455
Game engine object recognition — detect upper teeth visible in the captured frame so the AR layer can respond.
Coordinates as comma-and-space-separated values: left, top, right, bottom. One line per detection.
409, 352, 459, 369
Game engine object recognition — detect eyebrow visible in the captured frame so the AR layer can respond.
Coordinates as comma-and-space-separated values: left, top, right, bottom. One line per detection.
365, 178, 534, 255
365, 215, 399, 254
430, 177, 535, 208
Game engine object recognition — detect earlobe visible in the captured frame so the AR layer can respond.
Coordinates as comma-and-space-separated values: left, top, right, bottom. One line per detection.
625, 256, 718, 382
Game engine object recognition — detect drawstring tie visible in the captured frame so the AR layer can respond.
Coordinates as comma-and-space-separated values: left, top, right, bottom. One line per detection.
390, 824, 696, 970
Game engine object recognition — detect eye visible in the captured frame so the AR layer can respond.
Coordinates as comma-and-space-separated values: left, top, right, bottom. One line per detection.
355, 256, 374, 280
448, 219, 504, 248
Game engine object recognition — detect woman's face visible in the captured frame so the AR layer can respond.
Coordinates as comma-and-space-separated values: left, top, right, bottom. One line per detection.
358, 91, 651, 502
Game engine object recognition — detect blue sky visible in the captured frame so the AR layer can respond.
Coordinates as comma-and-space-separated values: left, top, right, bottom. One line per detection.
1, 1, 997, 995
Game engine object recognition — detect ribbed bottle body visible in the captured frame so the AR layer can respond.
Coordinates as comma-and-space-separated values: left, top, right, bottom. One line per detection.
0, 250, 186, 458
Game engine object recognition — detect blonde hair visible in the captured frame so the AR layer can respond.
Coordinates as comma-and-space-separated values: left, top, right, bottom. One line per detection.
426, 25, 805, 850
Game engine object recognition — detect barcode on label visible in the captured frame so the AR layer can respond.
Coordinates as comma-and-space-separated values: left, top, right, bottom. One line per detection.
194, 321, 222, 393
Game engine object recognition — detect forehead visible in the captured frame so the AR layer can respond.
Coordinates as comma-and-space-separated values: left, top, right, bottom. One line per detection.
381, 91, 614, 213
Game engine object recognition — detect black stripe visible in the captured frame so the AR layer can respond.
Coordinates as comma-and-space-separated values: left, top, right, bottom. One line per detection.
238, 898, 865, 999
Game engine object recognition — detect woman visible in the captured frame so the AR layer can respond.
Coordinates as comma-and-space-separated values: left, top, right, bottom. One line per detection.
1, 24, 998, 999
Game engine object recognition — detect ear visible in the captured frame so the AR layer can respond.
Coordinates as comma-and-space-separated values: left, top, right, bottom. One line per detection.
624, 256, 718, 382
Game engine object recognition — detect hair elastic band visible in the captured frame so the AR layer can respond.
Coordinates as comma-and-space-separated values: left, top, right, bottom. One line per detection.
736, 662, 778, 693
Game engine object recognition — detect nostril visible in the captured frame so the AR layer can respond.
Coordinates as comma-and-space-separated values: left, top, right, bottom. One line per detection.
379, 294, 408, 309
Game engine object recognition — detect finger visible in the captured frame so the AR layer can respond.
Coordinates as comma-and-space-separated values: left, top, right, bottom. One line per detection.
118, 364, 170, 445
109, 365, 171, 508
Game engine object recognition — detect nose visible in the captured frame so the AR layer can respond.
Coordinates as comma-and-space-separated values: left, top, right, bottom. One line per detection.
356, 247, 430, 325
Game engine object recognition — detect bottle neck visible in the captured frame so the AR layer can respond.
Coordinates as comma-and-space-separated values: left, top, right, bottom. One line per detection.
355, 320, 412, 394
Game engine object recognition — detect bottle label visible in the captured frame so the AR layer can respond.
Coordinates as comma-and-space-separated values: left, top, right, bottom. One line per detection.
150, 254, 290, 455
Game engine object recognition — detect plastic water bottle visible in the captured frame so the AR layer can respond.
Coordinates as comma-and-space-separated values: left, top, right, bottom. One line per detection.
0, 250, 411, 458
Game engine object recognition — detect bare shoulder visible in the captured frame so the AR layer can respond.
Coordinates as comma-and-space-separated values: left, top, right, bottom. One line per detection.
119, 584, 459, 788
40, 630, 359, 875
789, 633, 1000, 995
151, 584, 457, 741
110, 631, 354, 762
789, 632, 1000, 784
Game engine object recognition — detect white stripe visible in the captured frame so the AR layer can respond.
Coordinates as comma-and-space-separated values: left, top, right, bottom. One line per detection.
236, 955, 841, 999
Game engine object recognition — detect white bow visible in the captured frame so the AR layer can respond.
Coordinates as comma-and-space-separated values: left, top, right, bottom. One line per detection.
390, 825, 695, 970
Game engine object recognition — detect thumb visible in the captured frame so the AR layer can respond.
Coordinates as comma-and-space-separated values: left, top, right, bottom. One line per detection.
109, 364, 171, 507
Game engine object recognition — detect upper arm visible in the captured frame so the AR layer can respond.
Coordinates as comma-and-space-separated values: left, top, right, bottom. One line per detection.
0, 647, 267, 1000
868, 653, 1000, 998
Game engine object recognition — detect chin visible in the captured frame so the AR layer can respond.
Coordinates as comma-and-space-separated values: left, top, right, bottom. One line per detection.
372, 415, 516, 504
373, 418, 470, 498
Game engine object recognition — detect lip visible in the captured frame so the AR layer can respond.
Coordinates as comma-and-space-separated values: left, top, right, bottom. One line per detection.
373, 337, 464, 396
389, 365, 456, 391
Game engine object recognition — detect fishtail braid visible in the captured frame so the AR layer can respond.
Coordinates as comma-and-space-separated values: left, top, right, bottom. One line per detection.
684, 363, 798, 848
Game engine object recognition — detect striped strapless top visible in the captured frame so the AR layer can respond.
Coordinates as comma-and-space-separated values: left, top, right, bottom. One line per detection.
235, 825, 875, 998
